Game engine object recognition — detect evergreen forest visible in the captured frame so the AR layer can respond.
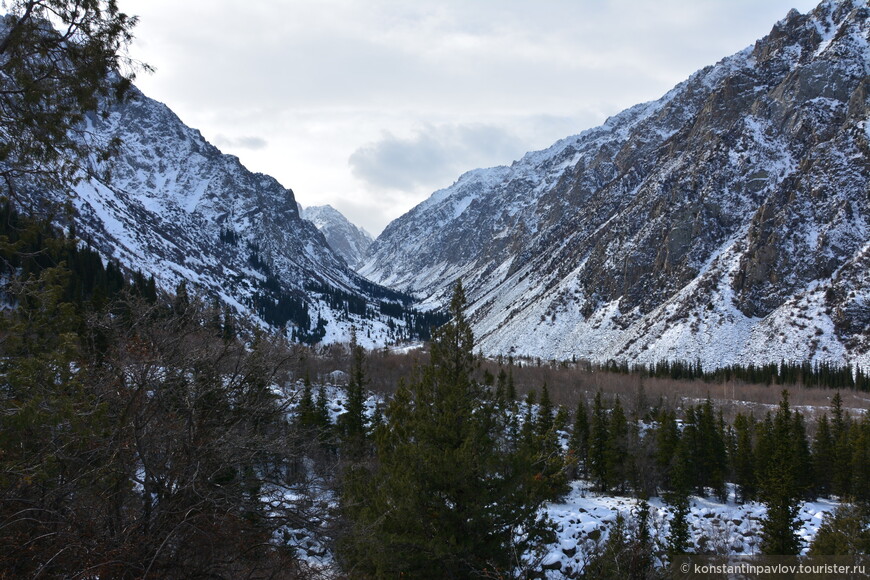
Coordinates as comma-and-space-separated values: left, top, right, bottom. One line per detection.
2, 209, 870, 578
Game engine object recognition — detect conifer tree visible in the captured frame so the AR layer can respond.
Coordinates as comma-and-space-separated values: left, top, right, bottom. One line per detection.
506, 358, 517, 402
537, 382, 554, 436
812, 414, 834, 497
851, 416, 870, 502
606, 396, 630, 493
830, 391, 853, 497
790, 410, 814, 499
495, 367, 508, 407
340, 281, 552, 576
589, 391, 610, 491
732, 413, 757, 503
519, 385, 570, 503
696, 399, 727, 500
339, 327, 369, 459
0, 0, 143, 194
654, 408, 680, 492
759, 391, 804, 555
809, 503, 870, 555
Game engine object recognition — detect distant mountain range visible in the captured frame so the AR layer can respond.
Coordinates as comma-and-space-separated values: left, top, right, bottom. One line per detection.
360, 0, 870, 368
15, 0, 869, 368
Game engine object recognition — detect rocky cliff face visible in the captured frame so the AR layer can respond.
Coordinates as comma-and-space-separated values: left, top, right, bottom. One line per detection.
20, 87, 420, 346
361, 0, 870, 367
302, 205, 373, 269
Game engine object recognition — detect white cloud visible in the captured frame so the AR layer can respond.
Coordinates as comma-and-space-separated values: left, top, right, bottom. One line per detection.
348, 123, 524, 191
122, 0, 822, 235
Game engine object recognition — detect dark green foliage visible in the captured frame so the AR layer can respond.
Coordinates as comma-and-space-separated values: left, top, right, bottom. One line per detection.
0, 202, 128, 309
732, 413, 757, 502
758, 391, 805, 555
339, 281, 553, 577
671, 400, 728, 500
517, 385, 571, 504
595, 358, 870, 391
809, 502, 870, 555
605, 397, 631, 494
589, 391, 610, 491
0, 0, 143, 193
851, 416, 870, 502
338, 328, 370, 460
829, 391, 854, 497
664, 491, 691, 559
654, 408, 680, 492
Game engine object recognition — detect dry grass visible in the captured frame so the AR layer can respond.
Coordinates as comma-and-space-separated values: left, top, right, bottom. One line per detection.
295, 344, 870, 425
483, 358, 870, 425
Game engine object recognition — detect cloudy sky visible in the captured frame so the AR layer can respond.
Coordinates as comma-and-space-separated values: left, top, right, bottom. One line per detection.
122, 0, 820, 235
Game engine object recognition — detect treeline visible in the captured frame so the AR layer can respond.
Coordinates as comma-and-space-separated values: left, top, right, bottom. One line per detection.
558, 356, 870, 391
565, 390, 848, 503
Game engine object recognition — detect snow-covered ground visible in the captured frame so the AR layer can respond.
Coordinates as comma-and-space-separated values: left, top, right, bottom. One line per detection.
539, 481, 836, 577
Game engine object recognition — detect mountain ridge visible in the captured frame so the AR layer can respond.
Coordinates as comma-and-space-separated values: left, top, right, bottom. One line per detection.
361, 0, 870, 368
301, 204, 373, 269
18, 86, 431, 347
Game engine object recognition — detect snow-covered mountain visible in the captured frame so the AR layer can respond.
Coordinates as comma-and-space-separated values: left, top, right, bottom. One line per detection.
19, 86, 425, 346
301, 204, 373, 269
361, 0, 870, 368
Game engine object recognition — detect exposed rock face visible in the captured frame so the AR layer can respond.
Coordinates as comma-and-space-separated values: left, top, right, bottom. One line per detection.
361, 0, 870, 367
19, 87, 417, 346
301, 205, 373, 269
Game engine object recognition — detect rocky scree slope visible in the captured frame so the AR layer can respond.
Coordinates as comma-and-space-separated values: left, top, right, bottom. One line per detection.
361, 0, 870, 368
20, 87, 417, 346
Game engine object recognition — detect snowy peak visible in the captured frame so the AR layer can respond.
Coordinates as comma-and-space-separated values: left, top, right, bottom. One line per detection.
362, 0, 870, 368
302, 205, 373, 269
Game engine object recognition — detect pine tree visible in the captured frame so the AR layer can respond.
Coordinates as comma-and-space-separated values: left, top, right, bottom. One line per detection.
790, 410, 814, 499
339, 327, 369, 459
851, 416, 870, 502
605, 396, 630, 493
519, 385, 570, 503
340, 281, 553, 576
759, 391, 804, 555
809, 502, 870, 555
589, 391, 610, 491
812, 414, 834, 497
0, 0, 143, 195
696, 399, 727, 500
654, 408, 680, 492
830, 391, 853, 498
495, 367, 508, 407
732, 413, 757, 503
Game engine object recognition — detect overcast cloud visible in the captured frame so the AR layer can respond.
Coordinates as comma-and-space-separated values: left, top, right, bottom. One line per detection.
349, 124, 526, 191
122, 0, 821, 235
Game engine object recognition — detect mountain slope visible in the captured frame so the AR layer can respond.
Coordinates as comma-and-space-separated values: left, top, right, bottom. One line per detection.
20, 87, 425, 346
361, 0, 870, 367
301, 205, 373, 268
